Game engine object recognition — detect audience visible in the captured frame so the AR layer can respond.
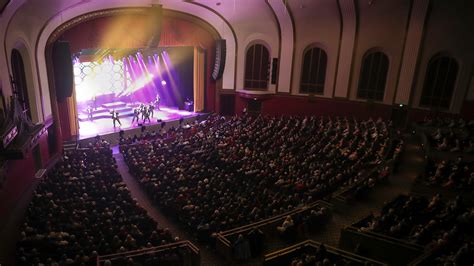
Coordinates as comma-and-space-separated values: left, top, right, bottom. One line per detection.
358, 194, 473, 247
120, 114, 390, 237
16, 138, 175, 265
288, 243, 369, 266
421, 157, 474, 189
421, 117, 474, 153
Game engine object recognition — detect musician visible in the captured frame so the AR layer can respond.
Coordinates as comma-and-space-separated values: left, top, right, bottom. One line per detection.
132, 107, 140, 124
110, 109, 122, 127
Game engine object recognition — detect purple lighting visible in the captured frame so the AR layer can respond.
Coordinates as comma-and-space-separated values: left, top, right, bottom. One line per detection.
73, 47, 195, 138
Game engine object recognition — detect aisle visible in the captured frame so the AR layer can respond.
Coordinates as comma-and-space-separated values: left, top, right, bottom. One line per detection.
112, 148, 226, 266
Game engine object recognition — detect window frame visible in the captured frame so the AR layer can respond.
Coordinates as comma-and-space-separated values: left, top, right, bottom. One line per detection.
244, 43, 270, 91
299, 46, 328, 95
356, 50, 390, 102
419, 54, 459, 110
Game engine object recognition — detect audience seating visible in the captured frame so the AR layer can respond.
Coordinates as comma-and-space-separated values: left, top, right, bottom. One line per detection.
119, 114, 391, 242
264, 240, 386, 266
16, 139, 177, 265
215, 201, 332, 261
340, 194, 473, 265
418, 157, 474, 190
97, 240, 200, 266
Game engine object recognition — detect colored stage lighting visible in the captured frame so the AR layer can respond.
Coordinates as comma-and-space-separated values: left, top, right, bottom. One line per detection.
161, 80, 167, 86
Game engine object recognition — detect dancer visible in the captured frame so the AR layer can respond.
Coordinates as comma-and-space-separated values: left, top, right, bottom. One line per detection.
110, 109, 121, 127
142, 106, 151, 124
92, 95, 97, 110
87, 106, 93, 120
155, 94, 161, 110
132, 107, 140, 124
139, 103, 146, 120
148, 102, 155, 118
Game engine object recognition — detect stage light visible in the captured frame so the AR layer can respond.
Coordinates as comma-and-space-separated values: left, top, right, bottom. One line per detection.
161, 80, 167, 86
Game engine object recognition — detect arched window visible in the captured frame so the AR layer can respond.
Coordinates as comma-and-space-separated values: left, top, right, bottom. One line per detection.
300, 47, 327, 94
244, 43, 270, 90
420, 55, 458, 109
11, 49, 32, 119
357, 51, 389, 101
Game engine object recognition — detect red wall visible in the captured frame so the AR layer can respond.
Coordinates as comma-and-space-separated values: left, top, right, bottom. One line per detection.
233, 94, 473, 123
235, 94, 393, 120
460, 101, 474, 120
0, 132, 52, 220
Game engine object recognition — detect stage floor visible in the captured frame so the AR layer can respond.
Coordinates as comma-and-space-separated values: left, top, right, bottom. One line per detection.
78, 106, 198, 140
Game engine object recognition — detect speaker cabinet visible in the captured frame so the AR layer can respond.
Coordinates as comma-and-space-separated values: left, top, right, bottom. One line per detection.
271, 58, 278, 84
212, 39, 226, 80
52, 41, 73, 101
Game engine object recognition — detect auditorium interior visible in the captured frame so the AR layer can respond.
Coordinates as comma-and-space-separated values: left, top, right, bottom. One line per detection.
1, 0, 474, 265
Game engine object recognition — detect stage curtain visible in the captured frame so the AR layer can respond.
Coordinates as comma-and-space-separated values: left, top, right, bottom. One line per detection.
193, 47, 205, 112
68, 87, 79, 137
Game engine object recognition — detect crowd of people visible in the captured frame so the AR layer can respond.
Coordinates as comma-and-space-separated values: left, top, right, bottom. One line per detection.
421, 157, 474, 189
16, 138, 176, 265
100, 246, 194, 266
358, 194, 473, 248
120, 114, 391, 238
288, 243, 369, 266
423, 118, 474, 153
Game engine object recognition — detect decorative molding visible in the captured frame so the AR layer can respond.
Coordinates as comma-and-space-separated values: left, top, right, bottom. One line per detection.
47, 8, 147, 45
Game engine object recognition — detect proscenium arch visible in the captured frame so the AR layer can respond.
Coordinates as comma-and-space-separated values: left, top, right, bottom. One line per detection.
36, 3, 238, 112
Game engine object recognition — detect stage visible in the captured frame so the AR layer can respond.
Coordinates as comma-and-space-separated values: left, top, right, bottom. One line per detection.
78, 105, 199, 140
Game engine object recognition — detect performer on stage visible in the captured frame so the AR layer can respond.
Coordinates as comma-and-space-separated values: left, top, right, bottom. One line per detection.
155, 94, 161, 110
139, 103, 146, 120
148, 102, 155, 118
110, 109, 122, 127
143, 106, 151, 123
92, 95, 97, 110
132, 107, 140, 124
87, 106, 93, 120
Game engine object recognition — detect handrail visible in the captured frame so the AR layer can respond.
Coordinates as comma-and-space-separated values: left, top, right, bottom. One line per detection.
216, 200, 332, 247
263, 239, 387, 265
219, 200, 330, 238
344, 226, 424, 250
96, 240, 200, 264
